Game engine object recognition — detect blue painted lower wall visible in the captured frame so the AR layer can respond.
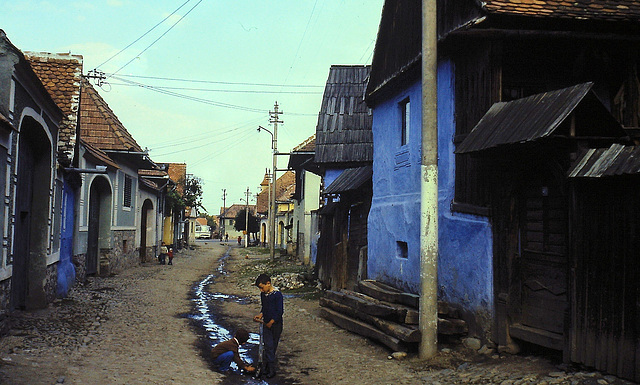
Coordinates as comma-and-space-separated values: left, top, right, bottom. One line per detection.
57, 178, 76, 297
367, 59, 494, 335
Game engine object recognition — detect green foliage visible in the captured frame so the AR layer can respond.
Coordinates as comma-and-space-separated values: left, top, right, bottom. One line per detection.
233, 209, 260, 233
204, 214, 217, 230
165, 175, 204, 215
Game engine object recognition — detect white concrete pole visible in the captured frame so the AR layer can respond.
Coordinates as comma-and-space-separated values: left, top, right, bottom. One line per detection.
420, 0, 439, 359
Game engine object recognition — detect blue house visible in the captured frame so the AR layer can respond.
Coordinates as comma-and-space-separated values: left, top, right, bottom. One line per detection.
365, 2, 640, 379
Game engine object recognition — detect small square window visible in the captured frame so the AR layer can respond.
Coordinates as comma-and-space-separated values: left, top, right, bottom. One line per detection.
396, 241, 408, 259
400, 98, 410, 146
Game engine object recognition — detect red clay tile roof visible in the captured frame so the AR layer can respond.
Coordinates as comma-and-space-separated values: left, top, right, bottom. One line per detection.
482, 0, 640, 21
219, 204, 257, 218
80, 78, 143, 152
138, 169, 168, 177
293, 134, 316, 152
25, 52, 83, 166
165, 162, 187, 194
80, 138, 120, 170
256, 170, 295, 213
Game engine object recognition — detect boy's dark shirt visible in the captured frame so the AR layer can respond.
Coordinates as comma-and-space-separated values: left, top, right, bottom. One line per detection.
211, 338, 244, 368
261, 290, 284, 324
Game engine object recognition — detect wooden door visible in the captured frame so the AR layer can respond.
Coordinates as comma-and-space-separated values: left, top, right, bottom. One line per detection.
87, 183, 100, 275
11, 139, 35, 308
510, 171, 568, 350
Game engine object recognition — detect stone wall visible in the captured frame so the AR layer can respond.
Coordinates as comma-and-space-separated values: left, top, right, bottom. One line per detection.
73, 253, 87, 283
106, 230, 138, 276
0, 278, 10, 335
44, 263, 57, 304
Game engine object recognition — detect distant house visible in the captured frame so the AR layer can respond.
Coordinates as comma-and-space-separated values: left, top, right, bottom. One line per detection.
288, 135, 321, 265
218, 203, 257, 242
78, 78, 162, 277
365, 0, 640, 380
314, 65, 372, 291
256, 170, 295, 250
0, 31, 65, 315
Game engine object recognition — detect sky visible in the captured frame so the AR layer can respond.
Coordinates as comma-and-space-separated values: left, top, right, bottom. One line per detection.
2, 0, 384, 214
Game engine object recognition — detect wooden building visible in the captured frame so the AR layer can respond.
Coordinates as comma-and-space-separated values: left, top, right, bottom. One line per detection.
366, 0, 640, 380
314, 65, 373, 291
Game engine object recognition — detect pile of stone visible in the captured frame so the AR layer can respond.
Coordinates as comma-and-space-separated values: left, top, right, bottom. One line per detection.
273, 272, 306, 290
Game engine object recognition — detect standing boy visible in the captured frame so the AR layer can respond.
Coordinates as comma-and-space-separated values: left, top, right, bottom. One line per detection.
253, 273, 284, 378
210, 328, 255, 373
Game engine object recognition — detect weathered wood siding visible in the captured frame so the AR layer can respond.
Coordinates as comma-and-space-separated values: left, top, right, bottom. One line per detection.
570, 178, 640, 382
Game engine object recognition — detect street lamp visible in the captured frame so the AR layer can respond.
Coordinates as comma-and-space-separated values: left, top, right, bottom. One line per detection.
258, 125, 277, 259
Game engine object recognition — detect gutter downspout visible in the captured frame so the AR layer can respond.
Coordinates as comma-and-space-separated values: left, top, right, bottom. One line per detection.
420, 0, 439, 359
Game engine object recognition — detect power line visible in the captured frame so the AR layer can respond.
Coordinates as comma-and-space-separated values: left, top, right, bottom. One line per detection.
281, 0, 320, 89
106, 0, 204, 79
110, 73, 324, 88
94, 0, 193, 70
108, 82, 321, 94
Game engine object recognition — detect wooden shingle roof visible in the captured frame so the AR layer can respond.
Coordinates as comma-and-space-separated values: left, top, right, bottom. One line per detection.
25, 52, 82, 166
315, 65, 373, 166
80, 78, 142, 152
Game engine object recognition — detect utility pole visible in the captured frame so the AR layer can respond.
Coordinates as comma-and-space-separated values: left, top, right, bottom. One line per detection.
420, 0, 439, 359
269, 102, 283, 260
221, 189, 227, 242
244, 187, 250, 247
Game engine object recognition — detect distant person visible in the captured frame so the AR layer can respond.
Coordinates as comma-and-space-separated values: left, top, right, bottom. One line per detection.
159, 242, 168, 265
167, 247, 174, 265
211, 328, 255, 374
238, 235, 242, 245
253, 273, 284, 378
225, 233, 229, 242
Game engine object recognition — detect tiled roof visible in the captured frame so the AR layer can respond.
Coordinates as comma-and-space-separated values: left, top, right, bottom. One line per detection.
138, 169, 168, 177
483, 0, 640, 22
293, 134, 316, 152
80, 138, 120, 170
25, 52, 83, 166
165, 163, 186, 194
80, 78, 142, 152
256, 170, 295, 213
219, 204, 257, 218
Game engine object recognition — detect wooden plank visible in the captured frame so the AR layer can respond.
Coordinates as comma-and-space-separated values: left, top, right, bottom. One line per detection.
358, 280, 419, 308
324, 290, 403, 320
320, 297, 420, 342
319, 307, 409, 352
510, 323, 563, 351
341, 289, 419, 324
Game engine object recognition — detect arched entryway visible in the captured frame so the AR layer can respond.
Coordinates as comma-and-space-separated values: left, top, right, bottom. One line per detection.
139, 199, 154, 262
261, 223, 267, 245
11, 116, 52, 310
278, 221, 285, 248
87, 176, 112, 275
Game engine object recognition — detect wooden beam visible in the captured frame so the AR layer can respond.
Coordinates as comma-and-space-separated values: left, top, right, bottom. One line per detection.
319, 307, 410, 352
358, 280, 420, 307
320, 297, 420, 342
325, 290, 419, 324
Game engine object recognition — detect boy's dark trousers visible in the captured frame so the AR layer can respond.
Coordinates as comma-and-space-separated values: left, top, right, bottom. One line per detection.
263, 321, 282, 376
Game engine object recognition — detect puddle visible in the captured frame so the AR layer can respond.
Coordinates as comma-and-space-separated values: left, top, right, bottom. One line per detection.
185, 247, 294, 385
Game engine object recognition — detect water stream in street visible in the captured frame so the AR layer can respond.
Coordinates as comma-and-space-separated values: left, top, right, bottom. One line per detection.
186, 246, 292, 385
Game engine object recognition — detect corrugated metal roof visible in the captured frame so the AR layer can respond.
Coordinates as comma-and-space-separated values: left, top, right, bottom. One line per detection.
568, 143, 640, 178
456, 83, 593, 154
323, 166, 372, 194
315, 65, 373, 165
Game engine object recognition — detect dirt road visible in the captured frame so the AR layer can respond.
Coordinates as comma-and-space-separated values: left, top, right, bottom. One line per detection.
1, 243, 634, 385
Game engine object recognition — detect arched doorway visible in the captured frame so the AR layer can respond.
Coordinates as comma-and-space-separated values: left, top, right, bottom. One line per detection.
261, 223, 267, 245
278, 221, 285, 248
12, 116, 52, 309
139, 199, 154, 262
87, 176, 112, 275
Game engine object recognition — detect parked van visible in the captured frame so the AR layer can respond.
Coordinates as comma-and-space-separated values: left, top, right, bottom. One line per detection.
195, 224, 211, 239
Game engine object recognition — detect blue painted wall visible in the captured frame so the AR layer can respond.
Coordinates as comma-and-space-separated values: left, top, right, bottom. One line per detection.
367, 58, 494, 326
57, 177, 76, 297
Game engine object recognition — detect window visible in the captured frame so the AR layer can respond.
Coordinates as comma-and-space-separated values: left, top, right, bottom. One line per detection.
396, 241, 408, 259
123, 175, 132, 208
400, 98, 410, 146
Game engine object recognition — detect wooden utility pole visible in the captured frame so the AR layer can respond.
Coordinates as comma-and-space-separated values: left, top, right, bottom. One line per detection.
221, 189, 227, 241
420, 0, 439, 359
244, 187, 250, 247
269, 102, 283, 260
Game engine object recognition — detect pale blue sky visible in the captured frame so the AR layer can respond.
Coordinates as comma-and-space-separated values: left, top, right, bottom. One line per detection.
2, 0, 384, 212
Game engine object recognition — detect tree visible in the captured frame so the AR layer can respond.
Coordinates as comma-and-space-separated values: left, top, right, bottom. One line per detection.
181, 175, 204, 211
234, 209, 260, 233
204, 213, 217, 231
